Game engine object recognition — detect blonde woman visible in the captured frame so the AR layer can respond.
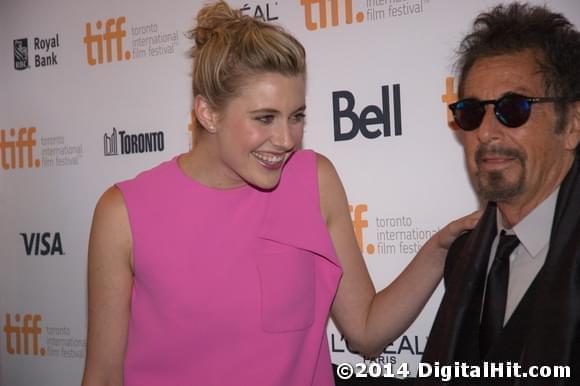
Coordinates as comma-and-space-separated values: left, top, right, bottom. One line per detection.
82, 2, 478, 385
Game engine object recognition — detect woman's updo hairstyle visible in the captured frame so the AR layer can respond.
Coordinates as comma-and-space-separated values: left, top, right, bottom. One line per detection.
189, 1, 306, 122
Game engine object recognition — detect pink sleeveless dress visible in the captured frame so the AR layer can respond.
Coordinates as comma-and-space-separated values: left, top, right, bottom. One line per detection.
116, 150, 342, 386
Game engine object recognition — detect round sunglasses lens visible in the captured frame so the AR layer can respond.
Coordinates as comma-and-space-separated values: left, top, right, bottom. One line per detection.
496, 94, 531, 127
453, 100, 484, 131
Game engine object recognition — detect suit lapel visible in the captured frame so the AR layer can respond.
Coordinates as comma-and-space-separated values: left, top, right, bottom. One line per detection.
423, 204, 498, 363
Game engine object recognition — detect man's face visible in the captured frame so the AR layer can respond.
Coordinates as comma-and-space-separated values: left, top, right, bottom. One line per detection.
461, 50, 578, 209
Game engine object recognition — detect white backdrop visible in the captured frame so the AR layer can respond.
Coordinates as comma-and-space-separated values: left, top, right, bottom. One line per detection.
1, 0, 579, 385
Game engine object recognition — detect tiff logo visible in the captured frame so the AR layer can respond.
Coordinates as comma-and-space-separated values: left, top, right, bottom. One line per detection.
3, 313, 46, 356
0, 127, 41, 170
350, 204, 375, 254
300, 0, 364, 31
13, 39, 29, 70
84, 17, 131, 65
442, 76, 458, 128
20, 232, 64, 256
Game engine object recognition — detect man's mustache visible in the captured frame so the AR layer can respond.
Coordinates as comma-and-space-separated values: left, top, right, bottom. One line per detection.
475, 145, 525, 166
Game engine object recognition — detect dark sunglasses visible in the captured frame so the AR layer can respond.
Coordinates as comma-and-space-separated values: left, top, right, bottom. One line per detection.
448, 93, 580, 131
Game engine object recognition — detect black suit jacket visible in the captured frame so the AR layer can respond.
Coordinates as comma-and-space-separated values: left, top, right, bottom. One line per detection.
420, 152, 580, 386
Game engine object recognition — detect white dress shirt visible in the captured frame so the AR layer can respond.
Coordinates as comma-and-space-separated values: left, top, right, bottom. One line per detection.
485, 187, 559, 325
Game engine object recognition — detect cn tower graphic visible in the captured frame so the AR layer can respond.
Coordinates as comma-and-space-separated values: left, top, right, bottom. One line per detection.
104, 128, 118, 156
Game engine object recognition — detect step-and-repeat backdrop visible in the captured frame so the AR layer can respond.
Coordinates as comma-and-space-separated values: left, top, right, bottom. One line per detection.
1, 0, 578, 384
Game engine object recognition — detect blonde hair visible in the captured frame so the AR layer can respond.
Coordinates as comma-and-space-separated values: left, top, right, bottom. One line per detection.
189, 1, 306, 126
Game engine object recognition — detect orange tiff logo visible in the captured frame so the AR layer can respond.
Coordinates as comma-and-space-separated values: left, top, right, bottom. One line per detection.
0, 127, 41, 170
84, 17, 131, 65
442, 76, 459, 129
300, 0, 365, 31
350, 203, 375, 255
3, 313, 46, 356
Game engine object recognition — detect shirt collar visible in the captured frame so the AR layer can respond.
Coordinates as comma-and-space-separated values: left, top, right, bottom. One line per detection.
496, 187, 559, 258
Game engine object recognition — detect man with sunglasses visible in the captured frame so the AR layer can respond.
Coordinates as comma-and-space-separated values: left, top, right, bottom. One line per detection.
420, 3, 580, 385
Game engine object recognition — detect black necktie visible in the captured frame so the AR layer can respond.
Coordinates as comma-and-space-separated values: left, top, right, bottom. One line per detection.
479, 230, 520, 357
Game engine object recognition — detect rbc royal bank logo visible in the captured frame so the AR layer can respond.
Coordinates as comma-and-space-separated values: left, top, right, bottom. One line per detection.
13, 35, 60, 70
14, 39, 29, 70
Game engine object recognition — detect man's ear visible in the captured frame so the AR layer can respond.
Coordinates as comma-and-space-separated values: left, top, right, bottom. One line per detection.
194, 95, 218, 134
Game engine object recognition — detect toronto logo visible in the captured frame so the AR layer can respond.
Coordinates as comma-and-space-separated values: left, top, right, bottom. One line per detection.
104, 127, 165, 156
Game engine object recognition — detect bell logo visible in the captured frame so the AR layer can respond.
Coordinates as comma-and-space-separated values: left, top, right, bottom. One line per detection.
20, 232, 64, 256
333, 85, 402, 141
300, 0, 365, 31
84, 17, 131, 65
3, 313, 46, 356
350, 204, 375, 255
0, 127, 41, 170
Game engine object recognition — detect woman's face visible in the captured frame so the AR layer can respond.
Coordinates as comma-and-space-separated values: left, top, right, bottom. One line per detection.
210, 72, 306, 190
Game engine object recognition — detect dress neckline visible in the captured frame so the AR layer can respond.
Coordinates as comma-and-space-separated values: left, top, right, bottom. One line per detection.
172, 153, 253, 195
